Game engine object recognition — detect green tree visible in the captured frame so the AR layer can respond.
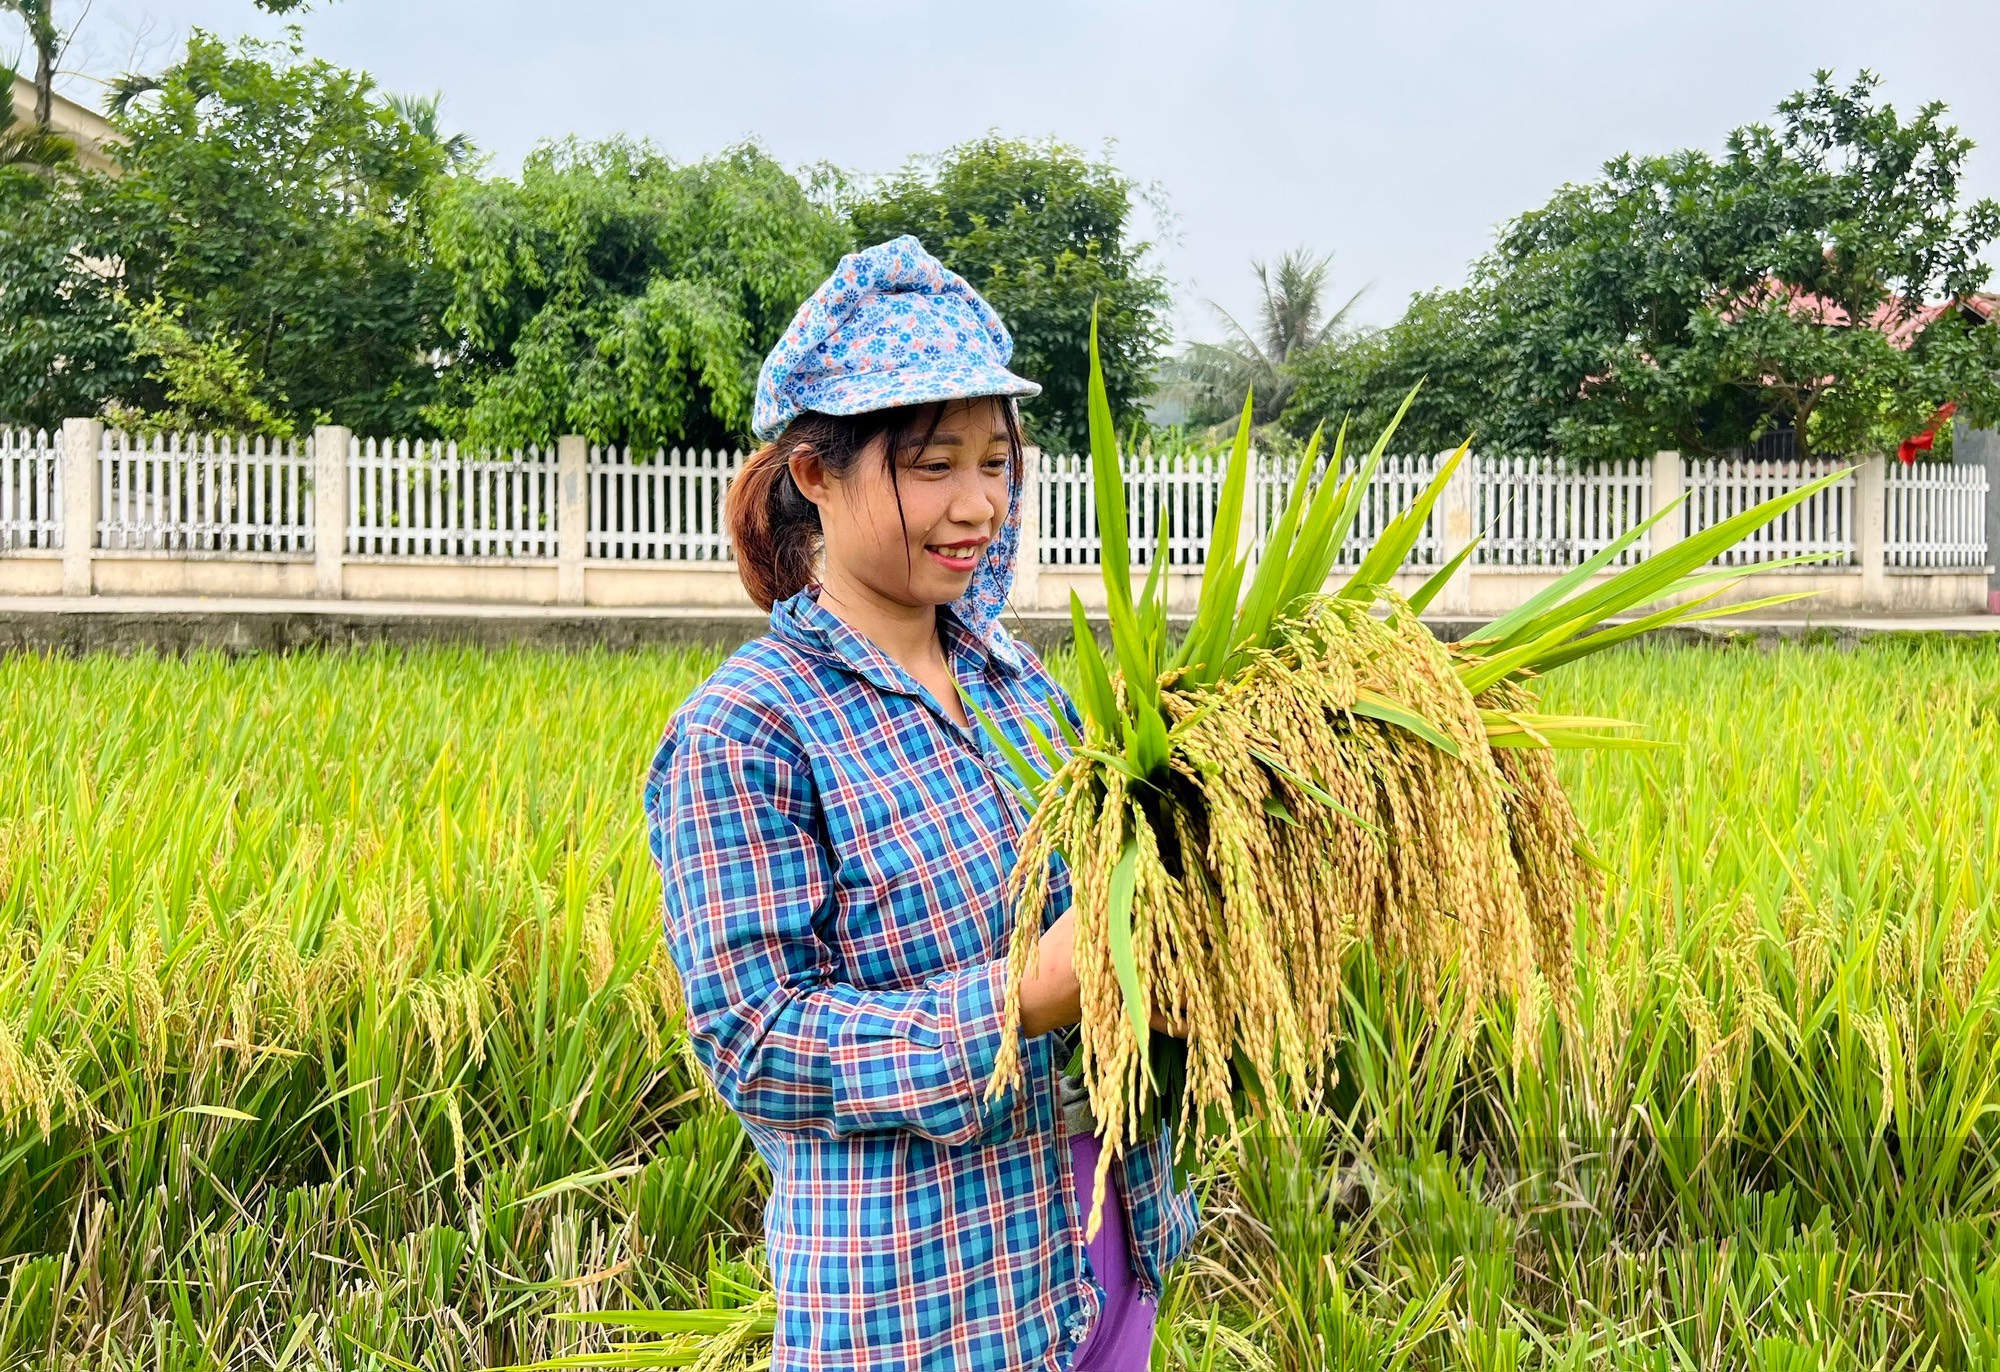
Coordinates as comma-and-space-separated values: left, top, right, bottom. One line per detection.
848, 134, 1170, 453
427, 138, 851, 450
0, 57, 122, 428
1287, 71, 2000, 459
104, 296, 298, 438
89, 30, 452, 435
1285, 284, 1510, 454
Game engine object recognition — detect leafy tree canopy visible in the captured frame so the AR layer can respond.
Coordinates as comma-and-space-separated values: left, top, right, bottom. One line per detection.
1285, 285, 1511, 455
427, 138, 851, 451
0, 30, 454, 433
0, 81, 125, 427
104, 30, 451, 435
1287, 71, 2000, 459
2, 41, 1170, 452
849, 134, 1170, 453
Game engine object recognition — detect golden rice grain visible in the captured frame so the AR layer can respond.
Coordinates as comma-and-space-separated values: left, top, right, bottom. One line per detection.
989, 590, 1607, 1204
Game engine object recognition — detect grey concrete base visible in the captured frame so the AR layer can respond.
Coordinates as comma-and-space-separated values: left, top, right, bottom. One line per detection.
0, 595, 1995, 659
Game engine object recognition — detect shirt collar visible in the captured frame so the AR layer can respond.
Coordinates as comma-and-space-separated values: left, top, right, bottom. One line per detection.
770, 586, 1025, 697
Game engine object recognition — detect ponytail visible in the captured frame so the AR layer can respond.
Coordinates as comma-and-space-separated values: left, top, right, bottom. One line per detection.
727, 441, 821, 612
727, 400, 1019, 611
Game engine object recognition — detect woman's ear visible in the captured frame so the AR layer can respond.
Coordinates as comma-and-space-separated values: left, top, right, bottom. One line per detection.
788, 444, 830, 507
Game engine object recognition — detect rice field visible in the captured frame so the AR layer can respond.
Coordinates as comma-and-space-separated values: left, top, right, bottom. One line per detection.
1, 636, 1997, 1370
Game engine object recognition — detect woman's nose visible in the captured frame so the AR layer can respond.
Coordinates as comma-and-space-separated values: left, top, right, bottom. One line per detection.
948, 475, 1000, 528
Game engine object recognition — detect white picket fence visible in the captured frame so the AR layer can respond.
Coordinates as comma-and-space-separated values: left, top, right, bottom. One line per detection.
588, 445, 738, 562
1038, 451, 1446, 568
1, 430, 1989, 578
1686, 458, 1856, 567
347, 439, 560, 558
95, 432, 315, 553
1477, 456, 1652, 568
1, 430, 60, 551
1886, 462, 1989, 568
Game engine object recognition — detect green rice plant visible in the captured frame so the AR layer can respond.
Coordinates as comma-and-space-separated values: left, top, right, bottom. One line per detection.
4, 631, 1998, 1369
0, 646, 762, 1369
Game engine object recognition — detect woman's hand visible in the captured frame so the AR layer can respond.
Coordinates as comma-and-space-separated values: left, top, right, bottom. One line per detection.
1016, 908, 1081, 1038
1015, 908, 1189, 1039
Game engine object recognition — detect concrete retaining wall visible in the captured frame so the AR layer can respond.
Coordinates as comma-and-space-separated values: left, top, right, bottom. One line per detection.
2, 595, 1993, 661
6, 549, 1986, 619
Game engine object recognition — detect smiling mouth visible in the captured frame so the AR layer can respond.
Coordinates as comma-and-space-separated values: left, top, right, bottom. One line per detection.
924, 539, 987, 570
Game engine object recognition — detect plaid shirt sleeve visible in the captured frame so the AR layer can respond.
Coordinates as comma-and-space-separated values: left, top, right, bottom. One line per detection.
651, 723, 1024, 1145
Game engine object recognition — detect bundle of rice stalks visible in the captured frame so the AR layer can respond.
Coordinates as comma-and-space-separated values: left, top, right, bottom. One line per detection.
966, 319, 1848, 1234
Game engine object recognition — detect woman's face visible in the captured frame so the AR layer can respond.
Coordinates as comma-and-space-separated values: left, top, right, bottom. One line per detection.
796, 398, 1014, 610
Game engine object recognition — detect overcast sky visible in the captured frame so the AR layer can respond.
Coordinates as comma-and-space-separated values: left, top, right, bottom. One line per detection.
24, 0, 2000, 342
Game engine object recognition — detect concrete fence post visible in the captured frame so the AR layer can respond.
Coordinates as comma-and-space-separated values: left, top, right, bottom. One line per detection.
1856, 453, 1887, 606
1012, 446, 1043, 612
557, 434, 589, 606
1238, 448, 1262, 572
312, 425, 350, 599
1650, 450, 1685, 559
1434, 450, 1476, 616
59, 417, 103, 596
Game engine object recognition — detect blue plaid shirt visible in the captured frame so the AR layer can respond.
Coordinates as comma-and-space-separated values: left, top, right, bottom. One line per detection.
643, 587, 1199, 1371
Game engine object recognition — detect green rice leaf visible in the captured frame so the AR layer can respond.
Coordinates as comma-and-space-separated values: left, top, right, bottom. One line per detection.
181, 1104, 258, 1123
1106, 834, 1150, 1047
1044, 692, 1084, 752
1171, 392, 1257, 681
1077, 745, 1147, 778
1342, 438, 1470, 599
1406, 535, 1481, 614
1017, 711, 1066, 774
1246, 744, 1378, 832
1275, 423, 1349, 608
1136, 484, 1173, 658
552, 1309, 775, 1336
1350, 687, 1461, 758
1465, 498, 1685, 649
956, 687, 1049, 804
1485, 727, 1676, 751
1322, 384, 1421, 561
1087, 310, 1131, 613
1518, 590, 1818, 676
1068, 592, 1121, 732
1469, 467, 1851, 654
1226, 447, 1319, 673
1481, 710, 1642, 733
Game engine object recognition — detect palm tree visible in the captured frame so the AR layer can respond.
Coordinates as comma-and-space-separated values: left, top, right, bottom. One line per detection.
1173, 248, 1367, 429
389, 91, 477, 171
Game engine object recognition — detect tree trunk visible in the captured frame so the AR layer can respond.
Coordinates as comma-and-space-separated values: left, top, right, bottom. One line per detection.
34, 55, 53, 131
24, 0, 59, 130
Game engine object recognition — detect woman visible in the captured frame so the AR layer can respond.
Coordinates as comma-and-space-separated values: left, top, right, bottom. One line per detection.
643, 236, 1198, 1371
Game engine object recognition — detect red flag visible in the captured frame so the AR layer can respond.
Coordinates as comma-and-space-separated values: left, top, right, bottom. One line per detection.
1897, 401, 1958, 464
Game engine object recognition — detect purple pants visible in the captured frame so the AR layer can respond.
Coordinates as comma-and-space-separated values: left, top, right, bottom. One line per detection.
1067, 1132, 1157, 1370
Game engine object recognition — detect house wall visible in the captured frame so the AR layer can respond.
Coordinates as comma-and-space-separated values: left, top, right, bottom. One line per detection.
1955, 420, 2000, 609
7, 75, 123, 175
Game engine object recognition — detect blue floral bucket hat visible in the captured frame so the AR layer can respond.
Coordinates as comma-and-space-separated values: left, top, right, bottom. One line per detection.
752, 235, 1042, 442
